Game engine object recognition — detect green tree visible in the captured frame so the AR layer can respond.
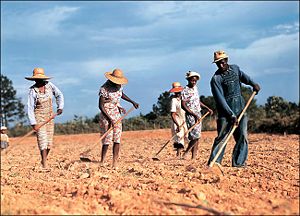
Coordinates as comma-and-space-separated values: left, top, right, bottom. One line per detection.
0, 75, 25, 126
257, 96, 299, 134
265, 96, 290, 118
151, 91, 172, 117
200, 95, 216, 114
92, 113, 100, 123
143, 110, 157, 121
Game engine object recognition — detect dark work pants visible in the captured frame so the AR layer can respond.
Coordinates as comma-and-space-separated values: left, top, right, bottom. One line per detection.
207, 115, 248, 167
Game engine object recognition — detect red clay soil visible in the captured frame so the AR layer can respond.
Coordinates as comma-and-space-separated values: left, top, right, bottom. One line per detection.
1, 129, 299, 215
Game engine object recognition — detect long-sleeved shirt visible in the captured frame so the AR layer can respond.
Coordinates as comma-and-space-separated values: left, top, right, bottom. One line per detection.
27, 81, 64, 125
210, 64, 257, 118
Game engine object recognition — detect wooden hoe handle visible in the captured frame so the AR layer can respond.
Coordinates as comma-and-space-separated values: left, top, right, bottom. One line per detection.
153, 111, 210, 158
98, 106, 135, 142
80, 106, 136, 156
5, 113, 58, 154
152, 121, 187, 158
208, 91, 256, 167
15, 113, 58, 145
184, 111, 210, 137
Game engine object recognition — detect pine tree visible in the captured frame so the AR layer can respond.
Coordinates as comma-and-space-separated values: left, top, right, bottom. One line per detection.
1, 74, 25, 127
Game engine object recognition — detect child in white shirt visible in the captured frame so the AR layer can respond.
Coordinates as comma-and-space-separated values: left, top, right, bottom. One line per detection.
1, 126, 9, 150
169, 82, 188, 157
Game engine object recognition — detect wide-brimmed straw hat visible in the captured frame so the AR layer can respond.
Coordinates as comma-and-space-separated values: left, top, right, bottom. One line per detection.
25, 68, 51, 80
169, 82, 183, 93
213, 50, 229, 63
105, 68, 128, 85
186, 71, 200, 80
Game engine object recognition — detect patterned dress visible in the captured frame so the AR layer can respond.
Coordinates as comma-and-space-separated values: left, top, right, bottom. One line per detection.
181, 86, 202, 140
99, 81, 123, 145
33, 84, 54, 150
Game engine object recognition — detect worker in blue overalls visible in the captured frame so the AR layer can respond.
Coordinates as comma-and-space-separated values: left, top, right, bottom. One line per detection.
207, 50, 261, 167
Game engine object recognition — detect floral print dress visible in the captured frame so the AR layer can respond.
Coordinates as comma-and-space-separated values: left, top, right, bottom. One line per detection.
99, 81, 123, 145
181, 85, 202, 140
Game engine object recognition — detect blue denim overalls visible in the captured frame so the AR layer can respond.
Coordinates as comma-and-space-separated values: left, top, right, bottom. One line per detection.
208, 65, 254, 167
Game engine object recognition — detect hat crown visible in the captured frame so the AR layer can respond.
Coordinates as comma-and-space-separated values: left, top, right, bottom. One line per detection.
25, 67, 51, 80
111, 69, 124, 78
172, 82, 181, 88
213, 50, 228, 62
169, 81, 183, 93
186, 71, 200, 80
105, 68, 128, 85
33, 68, 45, 76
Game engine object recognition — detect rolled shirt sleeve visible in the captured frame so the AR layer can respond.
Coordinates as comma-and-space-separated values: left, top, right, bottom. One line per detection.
170, 98, 177, 113
49, 82, 64, 110
27, 88, 37, 125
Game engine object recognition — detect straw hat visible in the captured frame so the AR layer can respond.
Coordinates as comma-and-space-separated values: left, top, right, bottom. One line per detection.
186, 71, 200, 80
213, 50, 229, 63
25, 68, 51, 80
169, 82, 183, 93
105, 68, 128, 85
1, 126, 7, 130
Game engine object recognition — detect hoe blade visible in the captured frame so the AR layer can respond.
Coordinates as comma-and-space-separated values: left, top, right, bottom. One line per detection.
80, 156, 92, 162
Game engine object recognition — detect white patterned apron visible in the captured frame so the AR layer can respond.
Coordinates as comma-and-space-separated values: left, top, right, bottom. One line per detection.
34, 84, 54, 150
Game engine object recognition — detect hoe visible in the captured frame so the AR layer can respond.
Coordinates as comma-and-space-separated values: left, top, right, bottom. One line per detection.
208, 91, 256, 168
79, 106, 135, 162
152, 111, 210, 161
5, 113, 58, 153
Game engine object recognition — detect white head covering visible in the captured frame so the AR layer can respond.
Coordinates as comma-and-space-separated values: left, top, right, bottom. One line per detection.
186, 71, 200, 80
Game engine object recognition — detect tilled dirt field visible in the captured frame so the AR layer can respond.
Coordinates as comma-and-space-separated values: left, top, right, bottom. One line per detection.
1, 129, 299, 215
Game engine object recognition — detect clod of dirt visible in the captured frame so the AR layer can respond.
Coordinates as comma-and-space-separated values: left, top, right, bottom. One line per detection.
100, 175, 109, 180
195, 192, 207, 200
185, 165, 197, 173
79, 173, 90, 179
178, 188, 192, 194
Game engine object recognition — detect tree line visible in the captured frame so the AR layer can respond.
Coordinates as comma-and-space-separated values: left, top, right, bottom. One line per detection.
1, 74, 299, 137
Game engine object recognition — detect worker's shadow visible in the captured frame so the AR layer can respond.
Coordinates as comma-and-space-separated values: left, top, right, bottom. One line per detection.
161, 201, 230, 215
79, 157, 99, 163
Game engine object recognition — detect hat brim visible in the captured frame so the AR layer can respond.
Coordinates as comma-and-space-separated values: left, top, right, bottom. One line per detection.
105, 72, 128, 85
212, 56, 228, 63
169, 87, 183, 93
186, 75, 200, 80
25, 76, 51, 80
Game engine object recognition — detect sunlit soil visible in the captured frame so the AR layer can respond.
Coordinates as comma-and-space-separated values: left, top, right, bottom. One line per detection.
1, 129, 299, 215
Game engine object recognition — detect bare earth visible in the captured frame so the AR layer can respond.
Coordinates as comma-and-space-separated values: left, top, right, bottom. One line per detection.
1, 129, 299, 215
